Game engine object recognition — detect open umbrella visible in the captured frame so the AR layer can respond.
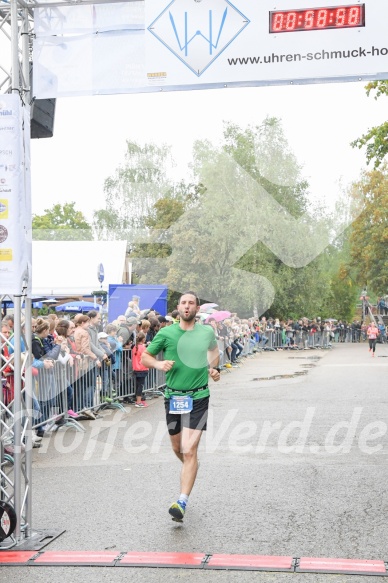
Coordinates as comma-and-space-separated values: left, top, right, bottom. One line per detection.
55, 301, 100, 313
198, 312, 209, 320
199, 303, 218, 312
205, 310, 231, 323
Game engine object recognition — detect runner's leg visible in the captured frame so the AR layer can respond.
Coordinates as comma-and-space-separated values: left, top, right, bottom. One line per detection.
179, 427, 203, 495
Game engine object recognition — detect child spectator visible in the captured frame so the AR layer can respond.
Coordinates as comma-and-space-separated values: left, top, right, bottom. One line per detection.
131, 331, 149, 408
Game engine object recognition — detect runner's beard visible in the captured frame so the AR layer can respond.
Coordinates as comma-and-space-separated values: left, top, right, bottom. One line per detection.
179, 310, 196, 322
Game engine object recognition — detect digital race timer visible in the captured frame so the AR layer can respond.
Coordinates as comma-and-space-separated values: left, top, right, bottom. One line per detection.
269, 4, 365, 33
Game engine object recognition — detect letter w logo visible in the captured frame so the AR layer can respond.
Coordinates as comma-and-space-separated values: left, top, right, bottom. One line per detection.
169, 8, 228, 57
148, 0, 250, 76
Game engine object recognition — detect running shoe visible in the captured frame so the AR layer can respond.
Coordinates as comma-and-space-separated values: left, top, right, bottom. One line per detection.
82, 409, 97, 420
67, 409, 79, 418
135, 402, 149, 408
101, 396, 113, 404
169, 500, 186, 522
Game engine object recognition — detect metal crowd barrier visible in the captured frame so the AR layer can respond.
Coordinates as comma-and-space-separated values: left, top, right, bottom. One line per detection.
28, 350, 167, 430
11, 321, 373, 438
216, 336, 258, 370
3, 324, 369, 439
257, 329, 335, 350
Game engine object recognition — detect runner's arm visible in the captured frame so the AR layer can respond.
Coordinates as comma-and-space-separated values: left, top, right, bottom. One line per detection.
141, 350, 175, 372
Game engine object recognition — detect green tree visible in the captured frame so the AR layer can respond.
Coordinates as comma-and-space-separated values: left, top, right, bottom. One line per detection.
223, 117, 309, 217
348, 164, 388, 293
32, 202, 92, 240
161, 119, 326, 316
130, 181, 202, 288
351, 81, 388, 168
93, 140, 175, 243
98, 119, 353, 318
321, 261, 358, 322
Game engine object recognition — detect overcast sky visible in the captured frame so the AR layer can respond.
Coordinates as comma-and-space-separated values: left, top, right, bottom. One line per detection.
30, 80, 387, 222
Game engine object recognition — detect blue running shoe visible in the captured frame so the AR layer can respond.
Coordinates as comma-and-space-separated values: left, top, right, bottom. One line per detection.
169, 500, 186, 522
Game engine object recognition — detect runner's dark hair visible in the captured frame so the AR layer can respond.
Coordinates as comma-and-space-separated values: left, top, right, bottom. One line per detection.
178, 291, 200, 306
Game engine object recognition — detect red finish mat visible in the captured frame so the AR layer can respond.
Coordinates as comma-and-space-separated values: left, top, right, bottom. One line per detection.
207, 553, 294, 571
33, 551, 120, 566
1, 550, 388, 576
297, 557, 387, 575
119, 551, 205, 567
0, 551, 37, 564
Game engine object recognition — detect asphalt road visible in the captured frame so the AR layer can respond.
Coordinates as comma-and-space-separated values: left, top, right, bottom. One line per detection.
2, 341, 388, 582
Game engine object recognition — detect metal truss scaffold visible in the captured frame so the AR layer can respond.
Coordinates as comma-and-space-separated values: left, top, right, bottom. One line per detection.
0, 295, 34, 547
0, 0, 139, 549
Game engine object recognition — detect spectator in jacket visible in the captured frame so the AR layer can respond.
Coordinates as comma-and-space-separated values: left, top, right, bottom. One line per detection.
31, 318, 60, 434
117, 316, 138, 347
125, 299, 141, 319
106, 324, 123, 392
73, 315, 100, 416
146, 318, 160, 344
97, 332, 116, 402
55, 319, 77, 417
87, 311, 107, 362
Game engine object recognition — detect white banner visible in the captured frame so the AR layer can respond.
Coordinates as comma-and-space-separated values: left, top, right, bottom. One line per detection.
33, 0, 388, 98
0, 95, 32, 296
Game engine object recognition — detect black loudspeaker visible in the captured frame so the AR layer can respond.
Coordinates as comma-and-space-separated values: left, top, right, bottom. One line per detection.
29, 63, 56, 139
30, 98, 56, 139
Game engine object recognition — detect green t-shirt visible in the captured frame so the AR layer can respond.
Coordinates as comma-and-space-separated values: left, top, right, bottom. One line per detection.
146, 323, 218, 399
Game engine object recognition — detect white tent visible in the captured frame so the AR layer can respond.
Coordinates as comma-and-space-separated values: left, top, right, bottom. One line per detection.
31, 240, 129, 296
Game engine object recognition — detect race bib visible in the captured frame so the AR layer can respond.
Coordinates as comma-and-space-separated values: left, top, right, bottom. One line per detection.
169, 394, 193, 414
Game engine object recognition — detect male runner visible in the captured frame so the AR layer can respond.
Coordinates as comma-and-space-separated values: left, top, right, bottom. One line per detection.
141, 291, 220, 522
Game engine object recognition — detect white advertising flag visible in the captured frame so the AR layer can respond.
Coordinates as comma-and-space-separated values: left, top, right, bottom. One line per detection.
0, 95, 32, 296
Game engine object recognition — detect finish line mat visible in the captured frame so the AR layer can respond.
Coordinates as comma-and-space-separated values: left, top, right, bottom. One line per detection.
0, 551, 387, 575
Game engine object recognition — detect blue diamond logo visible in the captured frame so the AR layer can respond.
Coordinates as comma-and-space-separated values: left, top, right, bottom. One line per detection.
148, 0, 250, 77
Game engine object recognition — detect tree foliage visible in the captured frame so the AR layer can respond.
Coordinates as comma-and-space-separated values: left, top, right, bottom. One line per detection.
222, 117, 309, 217
348, 164, 388, 293
129, 181, 202, 286
92, 140, 175, 242
32, 202, 92, 240
351, 81, 388, 168
159, 119, 334, 316
96, 118, 354, 319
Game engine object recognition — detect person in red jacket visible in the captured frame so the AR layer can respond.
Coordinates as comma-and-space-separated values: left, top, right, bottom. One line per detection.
1, 321, 13, 406
132, 332, 149, 408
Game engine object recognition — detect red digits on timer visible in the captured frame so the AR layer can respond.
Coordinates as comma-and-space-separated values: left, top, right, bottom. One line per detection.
270, 5, 363, 33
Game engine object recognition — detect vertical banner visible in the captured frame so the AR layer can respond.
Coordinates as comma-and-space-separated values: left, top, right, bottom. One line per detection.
0, 95, 32, 295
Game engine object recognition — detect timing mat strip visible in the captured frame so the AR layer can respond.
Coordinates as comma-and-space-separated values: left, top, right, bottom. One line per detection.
0, 550, 387, 575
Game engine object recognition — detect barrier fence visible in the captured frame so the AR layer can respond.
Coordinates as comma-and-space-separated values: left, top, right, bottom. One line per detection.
1, 325, 383, 440
247, 327, 381, 349
27, 350, 166, 432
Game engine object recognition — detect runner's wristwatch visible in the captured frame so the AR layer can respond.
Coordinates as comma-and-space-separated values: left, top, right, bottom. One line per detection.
212, 367, 221, 373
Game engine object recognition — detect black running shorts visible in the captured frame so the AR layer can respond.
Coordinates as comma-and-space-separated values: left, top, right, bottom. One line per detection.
164, 396, 210, 436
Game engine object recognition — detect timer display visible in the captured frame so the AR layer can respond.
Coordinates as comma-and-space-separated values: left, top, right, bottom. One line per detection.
269, 4, 365, 33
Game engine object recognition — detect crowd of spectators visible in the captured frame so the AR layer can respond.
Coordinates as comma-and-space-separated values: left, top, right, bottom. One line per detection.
1, 298, 387, 451
377, 295, 388, 316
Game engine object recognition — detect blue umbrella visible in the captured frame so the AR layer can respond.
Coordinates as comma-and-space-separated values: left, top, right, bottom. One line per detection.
55, 301, 100, 313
